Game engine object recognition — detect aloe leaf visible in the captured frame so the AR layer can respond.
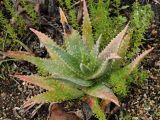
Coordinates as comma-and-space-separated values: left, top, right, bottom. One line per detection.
84, 97, 106, 120
59, 8, 86, 60
86, 84, 120, 107
14, 74, 88, 92
98, 23, 129, 61
14, 75, 84, 105
93, 34, 102, 57
87, 60, 109, 80
87, 54, 121, 80
81, 0, 94, 50
3, 51, 33, 59
23, 89, 83, 107
59, 7, 90, 63
30, 28, 58, 60
59, 8, 69, 34
80, 63, 91, 74
92, 98, 106, 120
14, 75, 84, 107
0, 59, 16, 65
52, 75, 93, 87
87, 34, 102, 71
108, 48, 153, 96
3, 51, 73, 76
46, 44, 84, 77
127, 48, 153, 73
64, 30, 85, 61
118, 33, 131, 57
13, 75, 56, 91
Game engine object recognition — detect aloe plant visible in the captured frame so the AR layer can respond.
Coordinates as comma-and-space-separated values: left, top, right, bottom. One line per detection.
3, 0, 153, 119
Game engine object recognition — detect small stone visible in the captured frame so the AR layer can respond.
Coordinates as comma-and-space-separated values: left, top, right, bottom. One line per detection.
132, 117, 139, 120
150, 100, 155, 106
151, 29, 158, 37
139, 110, 144, 115
155, 61, 160, 67
1, 92, 7, 98
143, 94, 147, 98
151, 24, 156, 29
144, 107, 151, 111
22, 82, 26, 85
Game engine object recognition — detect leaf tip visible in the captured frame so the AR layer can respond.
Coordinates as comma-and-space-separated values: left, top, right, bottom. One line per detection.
82, 0, 88, 16
59, 7, 68, 25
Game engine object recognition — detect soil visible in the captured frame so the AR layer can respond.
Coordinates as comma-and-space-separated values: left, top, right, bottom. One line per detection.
0, 0, 160, 120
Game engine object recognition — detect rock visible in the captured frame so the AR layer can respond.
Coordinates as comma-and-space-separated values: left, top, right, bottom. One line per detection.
132, 117, 139, 120
1, 92, 7, 98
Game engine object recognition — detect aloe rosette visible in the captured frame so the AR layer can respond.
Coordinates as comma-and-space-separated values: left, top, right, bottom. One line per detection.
3, 0, 153, 119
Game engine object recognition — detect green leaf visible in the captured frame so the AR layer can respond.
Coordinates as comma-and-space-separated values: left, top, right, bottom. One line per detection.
82, 0, 94, 50
13, 75, 57, 91
30, 28, 59, 60
118, 33, 131, 57
3, 51, 73, 76
59, 8, 87, 61
86, 84, 120, 106
84, 97, 106, 120
98, 23, 129, 61
23, 89, 83, 107
108, 48, 153, 96
14, 75, 84, 108
46, 44, 84, 77
127, 48, 153, 73
87, 34, 102, 72
92, 98, 106, 120
80, 63, 91, 74
93, 34, 102, 57
65, 30, 85, 61
52, 75, 93, 87
87, 54, 121, 80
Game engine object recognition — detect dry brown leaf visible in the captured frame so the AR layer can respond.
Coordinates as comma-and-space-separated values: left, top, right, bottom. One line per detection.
48, 103, 82, 120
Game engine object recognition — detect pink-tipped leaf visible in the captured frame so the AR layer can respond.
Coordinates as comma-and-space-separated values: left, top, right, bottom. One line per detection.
3, 51, 33, 59
13, 75, 55, 90
87, 53, 121, 80
3, 51, 73, 76
59, 7, 72, 35
127, 48, 154, 74
23, 87, 83, 107
86, 84, 120, 107
59, 7, 68, 26
30, 28, 58, 59
98, 23, 129, 61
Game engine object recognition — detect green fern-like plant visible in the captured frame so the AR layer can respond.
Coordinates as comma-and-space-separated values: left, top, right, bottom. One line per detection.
3, 0, 153, 119
88, 0, 127, 49
128, 2, 154, 59
0, 0, 38, 51
0, 11, 20, 50
19, 0, 38, 25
